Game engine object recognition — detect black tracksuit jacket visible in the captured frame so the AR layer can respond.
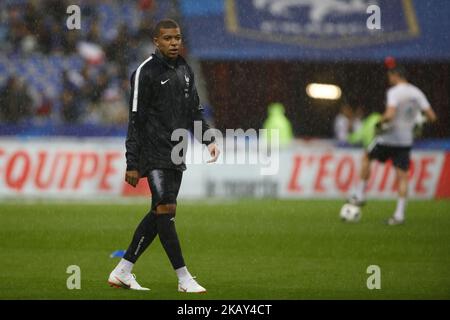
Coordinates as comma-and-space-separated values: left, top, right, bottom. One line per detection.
125, 50, 213, 176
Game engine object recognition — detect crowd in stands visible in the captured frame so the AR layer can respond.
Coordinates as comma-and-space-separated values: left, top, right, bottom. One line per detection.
0, 0, 180, 127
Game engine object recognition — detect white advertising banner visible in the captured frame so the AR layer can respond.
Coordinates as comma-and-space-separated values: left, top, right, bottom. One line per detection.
0, 138, 448, 200
0, 138, 125, 199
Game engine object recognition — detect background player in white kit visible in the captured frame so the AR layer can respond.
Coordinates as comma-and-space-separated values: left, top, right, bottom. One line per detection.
349, 64, 437, 225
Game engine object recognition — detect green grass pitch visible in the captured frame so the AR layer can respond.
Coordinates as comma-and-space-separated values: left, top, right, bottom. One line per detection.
0, 199, 449, 299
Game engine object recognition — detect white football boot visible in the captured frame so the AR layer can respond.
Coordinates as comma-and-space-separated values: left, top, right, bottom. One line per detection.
178, 276, 207, 293
386, 217, 405, 226
108, 269, 150, 291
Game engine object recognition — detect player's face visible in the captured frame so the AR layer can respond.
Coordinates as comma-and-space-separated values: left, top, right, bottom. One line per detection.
154, 28, 182, 60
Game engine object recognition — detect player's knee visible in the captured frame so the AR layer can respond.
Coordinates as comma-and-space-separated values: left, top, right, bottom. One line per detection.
396, 169, 408, 180
156, 203, 177, 215
362, 153, 371, 165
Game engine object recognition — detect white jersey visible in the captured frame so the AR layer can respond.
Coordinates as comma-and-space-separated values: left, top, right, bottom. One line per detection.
334, 114, 350, 142
378, 83, 430, 146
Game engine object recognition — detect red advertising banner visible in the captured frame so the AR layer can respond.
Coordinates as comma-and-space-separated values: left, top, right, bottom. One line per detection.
0, 139, 125, 198
285, 150, 445, 199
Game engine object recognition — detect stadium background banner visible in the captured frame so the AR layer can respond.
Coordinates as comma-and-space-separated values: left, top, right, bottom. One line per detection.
1, 138, 449, 200
180, 0, 450, 61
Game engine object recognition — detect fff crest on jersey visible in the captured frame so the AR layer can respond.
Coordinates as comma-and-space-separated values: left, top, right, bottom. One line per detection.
225, 0, 419, 48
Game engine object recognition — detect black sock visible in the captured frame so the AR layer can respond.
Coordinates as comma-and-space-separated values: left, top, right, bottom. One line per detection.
156, 213, 185, 270
123, 210, 158, 263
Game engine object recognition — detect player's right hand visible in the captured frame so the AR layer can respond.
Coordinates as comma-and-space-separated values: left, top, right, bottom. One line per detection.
125, 170, 140, 187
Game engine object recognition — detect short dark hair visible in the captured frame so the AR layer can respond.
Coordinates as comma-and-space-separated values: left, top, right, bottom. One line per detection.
153, 19, 180, 37
388, 66, 407, 79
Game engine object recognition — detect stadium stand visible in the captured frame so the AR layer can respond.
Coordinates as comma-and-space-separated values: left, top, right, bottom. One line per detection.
0, 0, 180, 135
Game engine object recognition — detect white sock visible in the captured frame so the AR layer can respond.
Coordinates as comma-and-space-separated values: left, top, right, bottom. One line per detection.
175, 266, 192, 282
115, 258, 134, 274
394, 197, 406, 221
355, 180, 367, 201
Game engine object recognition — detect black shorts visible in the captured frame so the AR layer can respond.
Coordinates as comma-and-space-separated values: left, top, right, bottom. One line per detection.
147, 169, 183, 210
367, 143, 411, 171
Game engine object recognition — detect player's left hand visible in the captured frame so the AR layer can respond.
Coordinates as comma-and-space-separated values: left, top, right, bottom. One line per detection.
375, 120, 389, 135
207, 143, 220, 163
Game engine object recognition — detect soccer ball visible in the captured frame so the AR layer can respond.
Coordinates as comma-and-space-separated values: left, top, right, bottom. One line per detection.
340, 203, 362, 222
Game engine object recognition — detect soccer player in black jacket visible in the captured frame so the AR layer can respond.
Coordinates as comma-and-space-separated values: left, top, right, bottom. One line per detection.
108, 19, 219, 292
